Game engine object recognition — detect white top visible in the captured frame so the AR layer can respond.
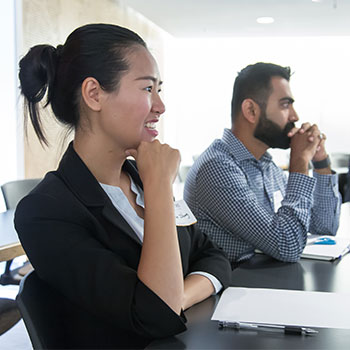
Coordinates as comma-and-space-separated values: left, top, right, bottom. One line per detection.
101, 177, 145, 243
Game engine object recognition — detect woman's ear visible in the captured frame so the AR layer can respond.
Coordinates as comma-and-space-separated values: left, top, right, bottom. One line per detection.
81, 77, 103, 112
241, 98, 261, 124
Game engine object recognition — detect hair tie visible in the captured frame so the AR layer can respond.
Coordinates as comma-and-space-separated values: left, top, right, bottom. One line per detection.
56, 44, 64, 57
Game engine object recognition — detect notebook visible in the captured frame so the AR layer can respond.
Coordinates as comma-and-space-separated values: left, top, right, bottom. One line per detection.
301, 235, 350, 261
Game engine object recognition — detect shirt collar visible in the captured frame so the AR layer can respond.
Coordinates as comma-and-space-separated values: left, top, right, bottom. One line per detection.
221, 128, 272, 163
129, 175, 145, 208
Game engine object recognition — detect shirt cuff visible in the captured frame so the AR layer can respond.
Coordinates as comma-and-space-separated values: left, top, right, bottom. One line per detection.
313, 171, 339, 196
188, 271, 223, 294
286, 172, 316, 201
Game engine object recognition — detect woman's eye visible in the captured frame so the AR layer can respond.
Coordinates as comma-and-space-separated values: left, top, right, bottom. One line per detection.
145, 86, 153, 92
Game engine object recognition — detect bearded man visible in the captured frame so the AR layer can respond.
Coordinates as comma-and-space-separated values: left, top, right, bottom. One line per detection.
184, 62, 341, 264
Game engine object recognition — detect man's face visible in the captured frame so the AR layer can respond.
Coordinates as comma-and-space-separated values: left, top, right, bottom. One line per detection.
254, 77, 298, 149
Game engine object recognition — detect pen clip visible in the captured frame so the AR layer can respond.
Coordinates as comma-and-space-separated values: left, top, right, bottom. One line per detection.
285, 326, 318, 335
218, 321, 239, 329
285, 326, 304, 335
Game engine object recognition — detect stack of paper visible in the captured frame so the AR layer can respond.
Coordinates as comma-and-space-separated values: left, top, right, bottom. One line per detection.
212, 287, 350, 329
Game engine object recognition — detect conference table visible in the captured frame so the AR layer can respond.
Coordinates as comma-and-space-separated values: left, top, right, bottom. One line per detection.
148, 203, 350, 349
0, 209, 24, 262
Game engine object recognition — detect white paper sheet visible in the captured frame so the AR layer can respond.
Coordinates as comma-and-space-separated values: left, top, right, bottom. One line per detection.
212, 287, 350, 329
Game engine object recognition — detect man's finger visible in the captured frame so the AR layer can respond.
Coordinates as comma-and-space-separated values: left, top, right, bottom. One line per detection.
298, 122, 312, 134
288, 127, 300, 137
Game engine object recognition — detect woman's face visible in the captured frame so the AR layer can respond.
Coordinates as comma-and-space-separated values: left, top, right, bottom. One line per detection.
99, 46, 165, 151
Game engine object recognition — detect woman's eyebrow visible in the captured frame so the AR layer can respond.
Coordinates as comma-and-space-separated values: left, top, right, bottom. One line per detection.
135, 76, 163, 85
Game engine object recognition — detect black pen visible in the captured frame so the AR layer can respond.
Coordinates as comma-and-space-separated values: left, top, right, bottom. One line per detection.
218, 321, 318, 336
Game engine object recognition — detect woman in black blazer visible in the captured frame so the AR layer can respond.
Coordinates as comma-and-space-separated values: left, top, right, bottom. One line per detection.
15, 23, 231, 349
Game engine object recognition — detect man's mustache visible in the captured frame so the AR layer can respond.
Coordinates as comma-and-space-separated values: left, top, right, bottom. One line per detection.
285, 122, 295, 135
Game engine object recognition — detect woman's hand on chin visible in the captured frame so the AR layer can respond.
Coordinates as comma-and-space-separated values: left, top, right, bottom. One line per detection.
126, 140, 181, 188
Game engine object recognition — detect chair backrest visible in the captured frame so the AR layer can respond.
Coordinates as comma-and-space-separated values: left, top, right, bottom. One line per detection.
16, 271, 68, 349
344, 170, 350, 203
1, 179, 41, 210
0, 297, 21, 335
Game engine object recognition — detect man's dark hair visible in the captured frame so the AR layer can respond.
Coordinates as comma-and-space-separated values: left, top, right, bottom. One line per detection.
231, 62, 291, 123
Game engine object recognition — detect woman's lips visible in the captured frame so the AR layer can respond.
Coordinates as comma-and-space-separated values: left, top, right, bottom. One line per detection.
144, 120, 159, 137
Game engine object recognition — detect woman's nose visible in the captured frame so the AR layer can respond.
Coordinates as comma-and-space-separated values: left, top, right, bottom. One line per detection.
152, 93, 166, 115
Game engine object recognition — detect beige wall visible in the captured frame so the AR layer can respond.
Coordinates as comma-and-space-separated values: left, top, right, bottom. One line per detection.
20, 0, 170, 178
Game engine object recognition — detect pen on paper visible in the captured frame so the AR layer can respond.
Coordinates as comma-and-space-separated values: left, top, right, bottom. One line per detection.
218, 321, 318, 336
306, 237, 325, 245
338, 245, 350, 260
306, 236, 336, 245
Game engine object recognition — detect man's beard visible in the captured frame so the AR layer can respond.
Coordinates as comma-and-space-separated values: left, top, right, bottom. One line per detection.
254, 110, 295, 149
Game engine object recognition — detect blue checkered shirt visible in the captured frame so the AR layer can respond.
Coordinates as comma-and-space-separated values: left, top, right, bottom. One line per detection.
184, 129, 341, 263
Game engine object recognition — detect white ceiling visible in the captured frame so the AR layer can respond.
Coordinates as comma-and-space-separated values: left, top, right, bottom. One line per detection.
120, 0, 350, 37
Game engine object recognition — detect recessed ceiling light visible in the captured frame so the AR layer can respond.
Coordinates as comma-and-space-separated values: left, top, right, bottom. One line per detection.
256, 17, 274, 24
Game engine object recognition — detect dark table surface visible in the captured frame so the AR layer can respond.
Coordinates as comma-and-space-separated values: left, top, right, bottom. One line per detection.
148, 252, 350, 349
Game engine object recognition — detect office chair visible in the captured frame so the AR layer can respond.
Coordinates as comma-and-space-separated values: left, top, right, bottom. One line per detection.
344, 161, 350, 202
16, 270, 68, 349
1, 178, 41, 210
0, 297, 21, 335
0, 178, 40, 285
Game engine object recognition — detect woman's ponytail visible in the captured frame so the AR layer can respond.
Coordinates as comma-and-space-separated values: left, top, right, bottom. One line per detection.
19, 44, 59, 145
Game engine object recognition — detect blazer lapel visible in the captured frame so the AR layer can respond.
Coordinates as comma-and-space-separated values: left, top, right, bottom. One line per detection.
57, 142, 143, 245
101, 203, 142, 245
123, 159, 143, 189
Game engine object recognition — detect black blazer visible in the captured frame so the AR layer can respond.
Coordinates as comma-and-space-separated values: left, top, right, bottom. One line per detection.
15, 143, 231, 349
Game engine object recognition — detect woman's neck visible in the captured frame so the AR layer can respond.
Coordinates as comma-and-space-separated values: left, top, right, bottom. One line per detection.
73, 133, 126, 187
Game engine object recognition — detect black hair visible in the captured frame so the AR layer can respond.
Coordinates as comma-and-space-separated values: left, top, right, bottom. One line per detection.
19, 23, 146, 145
231, 62, 291, 123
